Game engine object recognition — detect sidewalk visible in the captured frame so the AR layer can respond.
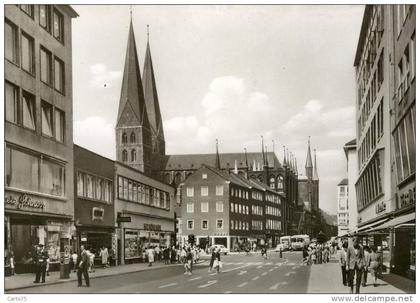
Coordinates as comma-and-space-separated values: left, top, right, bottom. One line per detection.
5, 260, 207, 292
307, 254, 415, 294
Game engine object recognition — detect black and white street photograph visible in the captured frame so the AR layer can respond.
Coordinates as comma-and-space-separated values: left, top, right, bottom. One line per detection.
2, 2, 416, 299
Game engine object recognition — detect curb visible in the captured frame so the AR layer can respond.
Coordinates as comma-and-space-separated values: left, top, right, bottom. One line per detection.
6, 261, 207, 292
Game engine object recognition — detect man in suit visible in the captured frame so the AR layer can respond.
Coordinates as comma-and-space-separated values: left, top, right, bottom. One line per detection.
33, 244, 48, 283
77, 245, 90, 287
339, 241, 348, 286
346, 237, 365, 293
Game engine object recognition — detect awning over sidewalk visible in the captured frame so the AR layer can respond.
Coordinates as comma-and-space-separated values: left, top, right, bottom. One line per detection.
357, 218, 389, 233
358, 212, 415, 235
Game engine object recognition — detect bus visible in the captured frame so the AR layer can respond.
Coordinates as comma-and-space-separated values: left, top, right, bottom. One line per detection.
290, 235, 310, 251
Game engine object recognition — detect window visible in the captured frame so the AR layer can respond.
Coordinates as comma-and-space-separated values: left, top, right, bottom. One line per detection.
86, 174, 94, 199
41, 101, 53, 137
216, 185, 223, 196
202, 173, 207, 179
130, 132, 136, 143
216, 219, 223, 229
40, 47, 52, 85
21, 32, 35, 74
54, 57, 65, 93
377, 99, 383, 138
410, 32, 416, 81
201, 220, 208, 230
201, 186, 208, 196
22, 91, 36, 130
187, 220, 194, 230
186, 187, 194, 197
122, 133, 127, 144
201, 202, 208, 213
122, 150, 128, 162
5, 82, 19, 124
39, 5, 51, 31
216, 201, 223, 212
20, 4, 34, 18
131, 149, 137, 162
187, 202, 194, 213
5, 20, 19, 65
53, 8, 64, 42
378, 51, 384, 86
54, 108, 64, 142
77, 171, 84, 197
5, 146, 65, 197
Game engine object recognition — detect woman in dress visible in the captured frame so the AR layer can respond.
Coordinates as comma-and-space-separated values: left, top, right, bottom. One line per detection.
369, 246, 380, 287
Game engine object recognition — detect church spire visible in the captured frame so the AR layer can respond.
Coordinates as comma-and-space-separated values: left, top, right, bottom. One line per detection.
142, 25, 165, 154
261, 136, 267, 166
313, 148, 319, 181
215, 139, 221, 170
305, 136, 313, 179
244, 148, 249, 168
283, 146, 287, 167
116, 19, 149, 128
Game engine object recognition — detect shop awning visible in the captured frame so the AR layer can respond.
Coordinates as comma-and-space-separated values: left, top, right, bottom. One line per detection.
371, 212, 415, 231
357, 218, 389, 233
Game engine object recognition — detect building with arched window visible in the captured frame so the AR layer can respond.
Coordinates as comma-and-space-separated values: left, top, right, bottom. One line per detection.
122, 149, 128, 162
131, 149, 136, 162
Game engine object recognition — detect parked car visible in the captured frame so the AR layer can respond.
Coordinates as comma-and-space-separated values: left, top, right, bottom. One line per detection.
212, 244, 228, 255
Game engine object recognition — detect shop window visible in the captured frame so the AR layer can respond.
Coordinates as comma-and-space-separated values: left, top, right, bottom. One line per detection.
22, 91, 36, 130
5, 19, 19, 65
54, 57, 65, 93
53, 8, 64, 42
54, 108, 64, 142
5, 81, 19, 124
21, 32, 35, 75
41, 101, 54, 137
215, 185, 223, 196
216, 219, 223, 229
216, 201, 223, 212
39, 5, 51, 31
40, 47, 53, 85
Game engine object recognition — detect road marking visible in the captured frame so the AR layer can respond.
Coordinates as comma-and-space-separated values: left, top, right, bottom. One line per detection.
261, 272, 268, 276
159, 282, 177, 288
237, 270, 247, 276
189, 276, 202, 281
198, 280, 218, 288
223, 265, 249, 273
209, 273, 217, 276
238, 282, 248, 288
252, 276, 260, 281
269, 283, 281, 290
257, 265, 263, 269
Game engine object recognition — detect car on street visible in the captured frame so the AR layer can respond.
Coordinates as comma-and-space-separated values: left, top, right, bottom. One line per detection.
212, 244, 228, 255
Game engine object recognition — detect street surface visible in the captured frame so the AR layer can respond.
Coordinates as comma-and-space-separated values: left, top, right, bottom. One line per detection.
10, 251, 311, 294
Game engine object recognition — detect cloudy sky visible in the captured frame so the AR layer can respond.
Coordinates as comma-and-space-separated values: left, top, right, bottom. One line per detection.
72, 5, 365, 215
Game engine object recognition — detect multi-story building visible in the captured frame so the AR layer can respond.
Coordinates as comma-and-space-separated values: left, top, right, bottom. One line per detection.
4, 5, 78, 273
343, 139, 358, 234
73, 145, 115, 261
353, 4, 415, 279
178, 165, 283, 250
389, 4, 415, 279
113, 19, 175, 265
337, 179, 349, 237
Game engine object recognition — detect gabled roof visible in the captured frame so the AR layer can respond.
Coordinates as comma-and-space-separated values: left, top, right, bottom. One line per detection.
116, 20, 150, 129
162, 152, 282, 171
200, 165, 245, 188
142, 39, 164, 140
338, 178, 348, 186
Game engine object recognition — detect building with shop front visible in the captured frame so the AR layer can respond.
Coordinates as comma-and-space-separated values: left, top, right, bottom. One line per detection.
73, 145, 116, 263
178, 165, 283, 250
4, 5, 78, 273
353, 4, 415, 279
337, 179, 349, 237
343, 139, 358, 235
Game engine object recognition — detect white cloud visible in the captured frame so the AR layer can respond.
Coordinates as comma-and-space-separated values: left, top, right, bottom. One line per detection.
74, 116, 115, 159
89, 63, 122, 88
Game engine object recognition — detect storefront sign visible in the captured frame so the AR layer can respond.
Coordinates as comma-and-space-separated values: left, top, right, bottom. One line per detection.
375, 201, 387, 214
5, 193, 45, 210
81, 232, 87, 242
399, 186, 415, 209
144, 224, 161, 231
92, 207, 104, 221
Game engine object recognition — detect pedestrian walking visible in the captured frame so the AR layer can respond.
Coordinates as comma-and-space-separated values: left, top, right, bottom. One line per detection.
346, 238, 365, 294
339, 242, 348, 286
368, 247, 380, 287
302, 246, 309, 265
185, 247, 193, 275
100, 246, 109, 268
261, 245, 268, 260
362, 245, 371, 286
87, 249, 95, 272
72, 251, 78, 272
77, 245, 90, 287
213, 248, 222, 274
376, 246, 383, 278
253, 243, 257, 252
147, 246, 155, 267
108, 247, 114, 266
33, 244, 48, 283
208, 247, 215, 272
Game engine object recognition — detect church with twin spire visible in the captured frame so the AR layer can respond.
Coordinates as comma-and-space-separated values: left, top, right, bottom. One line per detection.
115, 18, 322, 237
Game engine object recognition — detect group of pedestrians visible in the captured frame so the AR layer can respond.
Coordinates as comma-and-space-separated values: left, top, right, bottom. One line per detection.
339, 238, 383, 293
302, 243, 331, 265
208, 247, 222, 274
